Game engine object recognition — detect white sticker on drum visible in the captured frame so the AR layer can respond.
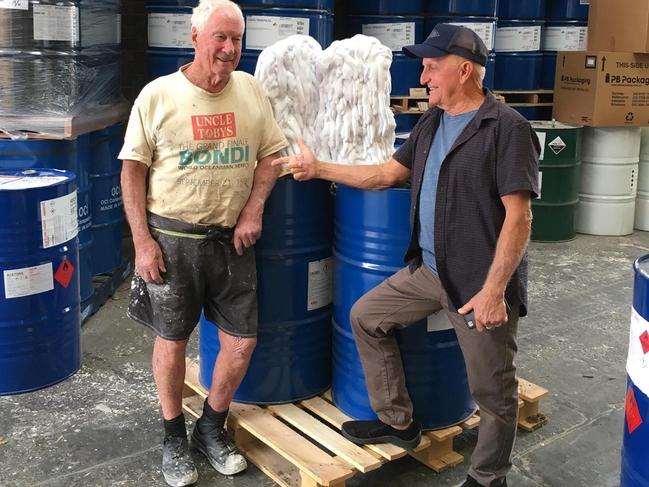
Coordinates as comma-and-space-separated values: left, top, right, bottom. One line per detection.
147, 13, 193, 49
33, 5, 80, 42
542, 26, 587, 52
447, 22, 495, 51
80, 11, 121, 47
426, 311, 453, 332
246, 16, 310, 50
580, 0, 589, 4
307, 256, 333, 311
0, 175, 68, 189
535, 131, 546, 160
627, 308, 649, 396
362, 22, 416, 51
537, 170, 543, 199
3, 263, 54, 299
41, 190, 78, 249
549, 136, 567, 155
0, 0, 28, 10
495, 26, 541, 52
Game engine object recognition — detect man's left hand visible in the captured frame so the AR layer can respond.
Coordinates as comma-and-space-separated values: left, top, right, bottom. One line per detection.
458, 289, 508, 332
233, 206, 262, 256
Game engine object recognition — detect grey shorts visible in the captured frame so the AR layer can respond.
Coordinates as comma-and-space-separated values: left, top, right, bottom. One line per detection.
128, 213, 258, 340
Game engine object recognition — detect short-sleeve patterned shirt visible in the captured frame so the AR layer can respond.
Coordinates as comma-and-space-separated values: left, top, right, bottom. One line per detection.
393, 90, 540, 316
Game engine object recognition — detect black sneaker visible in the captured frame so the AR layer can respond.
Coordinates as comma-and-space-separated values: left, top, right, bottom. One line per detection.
461, 475, 508, 487
161, 436, 198, 487
341, 419, 422, 449
191, 425, 247, 475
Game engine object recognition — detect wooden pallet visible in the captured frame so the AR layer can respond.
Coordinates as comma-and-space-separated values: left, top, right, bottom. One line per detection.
492, 90, 554, 107
391, 96, 430, 114
182, 359, 548, 486
0, 99, 131, 140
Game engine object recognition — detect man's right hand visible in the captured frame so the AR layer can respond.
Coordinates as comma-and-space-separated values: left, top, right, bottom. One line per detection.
135, 237, 166, 284
272, 140, 318, 181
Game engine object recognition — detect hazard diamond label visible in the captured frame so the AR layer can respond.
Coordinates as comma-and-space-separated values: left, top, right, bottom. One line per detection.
548, 136, 567, 155
641, 330, 649, 355
54, 256, 75, 288
626, 386, 643, 434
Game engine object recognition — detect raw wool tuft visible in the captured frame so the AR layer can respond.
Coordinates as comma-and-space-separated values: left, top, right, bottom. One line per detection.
255, 34, 396, 165
315, 35, 396, 165
255, 35, 322, 156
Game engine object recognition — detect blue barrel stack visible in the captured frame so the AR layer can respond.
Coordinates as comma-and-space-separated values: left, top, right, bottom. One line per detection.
0, 169, 81, 395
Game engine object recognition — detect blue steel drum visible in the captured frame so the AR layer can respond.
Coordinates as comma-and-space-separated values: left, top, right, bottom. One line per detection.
199, 177, 333, 403
89, 124, 124, 275
426, 0, 497, 16
349, 0, 424, 15
347, 15, 424, 96
622, 256, 649, 487
497, 0, 546, 19
395, 113, 421, 133
240, 7, 333, 75
512, 105, 553, 121
332, 185, 476, 430
0, 169, 81, 395
545, 0, 589, 20
0, 138, 94, 303
541, 52, 557, 90
494, 20, 544, 90
146, 5, 194, 80
541, 20, 587, 90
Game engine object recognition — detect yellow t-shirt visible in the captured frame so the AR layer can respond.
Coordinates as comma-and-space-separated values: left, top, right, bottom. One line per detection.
118, 65, 288, 227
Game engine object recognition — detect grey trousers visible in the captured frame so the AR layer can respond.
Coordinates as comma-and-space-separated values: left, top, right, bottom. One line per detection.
349, 264, 520, 487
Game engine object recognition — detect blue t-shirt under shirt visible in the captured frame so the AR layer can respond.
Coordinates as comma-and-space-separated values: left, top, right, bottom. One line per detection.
419, 109, 478, 274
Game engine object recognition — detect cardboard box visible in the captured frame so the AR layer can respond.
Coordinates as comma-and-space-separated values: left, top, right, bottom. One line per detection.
552, 51, 649, 126
588, 0, 649, 52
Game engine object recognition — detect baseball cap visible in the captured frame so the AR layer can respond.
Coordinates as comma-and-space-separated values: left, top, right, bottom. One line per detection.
402, 23, 488, 67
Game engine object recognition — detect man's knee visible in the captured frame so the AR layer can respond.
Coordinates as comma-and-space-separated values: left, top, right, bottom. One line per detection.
350, 294, 372, 331
220, 335, 257, 363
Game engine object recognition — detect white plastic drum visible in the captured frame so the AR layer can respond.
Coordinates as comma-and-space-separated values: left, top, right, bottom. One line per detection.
578, 127, 641, 236
635, 128, 649, 231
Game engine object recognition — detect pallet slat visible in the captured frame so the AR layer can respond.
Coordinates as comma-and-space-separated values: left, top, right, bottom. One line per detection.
269, 404, 383, 474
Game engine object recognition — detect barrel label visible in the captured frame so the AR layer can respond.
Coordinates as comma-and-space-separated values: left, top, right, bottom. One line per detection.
40, 191, 78, 249
0, 0, 28, 10
33, 5, 79, 43
54, 257, 75, 289
3, 263, 53, 299
542, 26, 587, 52
625, 387, 643, 434
580, 0, 589, 4
549, 136, 567, 155
147, 13, 193, 49
307, 257, 332, 311
537, 171, 542, 199
80, 11, 121, 47
628, 309, 649, 397
495, 26, 541, 52
362, 22, 416, 52
246, 16, 310, 51
535, 131, 546, 160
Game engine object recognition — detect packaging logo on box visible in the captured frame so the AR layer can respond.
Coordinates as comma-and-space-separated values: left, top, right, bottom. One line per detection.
553, 51, 649, 126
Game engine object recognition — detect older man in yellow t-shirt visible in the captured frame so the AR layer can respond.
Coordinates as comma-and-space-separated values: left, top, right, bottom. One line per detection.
118, 1, 287, 485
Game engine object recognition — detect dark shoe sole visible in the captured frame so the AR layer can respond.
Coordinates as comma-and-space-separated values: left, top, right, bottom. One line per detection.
341, 428, 422, 449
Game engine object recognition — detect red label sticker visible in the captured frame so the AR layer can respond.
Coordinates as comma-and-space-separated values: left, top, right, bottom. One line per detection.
640, 330, 649, 355
54, 257, 75, 288
626, 387, 643, 434
191, 112, 236, 140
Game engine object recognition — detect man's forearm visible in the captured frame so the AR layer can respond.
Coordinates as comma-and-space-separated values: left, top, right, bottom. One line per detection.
243, 153, 281, 214
121, 160, 151, 245
316, 160, 398, 189
483, 203, 532, 297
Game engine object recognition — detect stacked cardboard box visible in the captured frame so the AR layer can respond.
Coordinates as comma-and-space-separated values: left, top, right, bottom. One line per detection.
553, 0, 649, 126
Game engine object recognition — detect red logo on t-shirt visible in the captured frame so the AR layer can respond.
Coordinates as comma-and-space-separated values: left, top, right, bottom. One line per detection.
191, 113, 237, 140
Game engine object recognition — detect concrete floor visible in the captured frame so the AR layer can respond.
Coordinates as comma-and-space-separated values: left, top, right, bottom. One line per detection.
1, 231, 645, 487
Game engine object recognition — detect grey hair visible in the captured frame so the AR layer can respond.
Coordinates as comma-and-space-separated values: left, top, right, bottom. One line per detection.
473, 63, 486, 84
191, 0, 245, 32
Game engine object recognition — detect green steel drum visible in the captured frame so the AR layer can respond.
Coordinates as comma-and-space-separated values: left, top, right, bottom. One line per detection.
531, 121, 582, 241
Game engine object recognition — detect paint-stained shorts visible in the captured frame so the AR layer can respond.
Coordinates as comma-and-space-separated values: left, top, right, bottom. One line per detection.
128, 213, 258, 340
